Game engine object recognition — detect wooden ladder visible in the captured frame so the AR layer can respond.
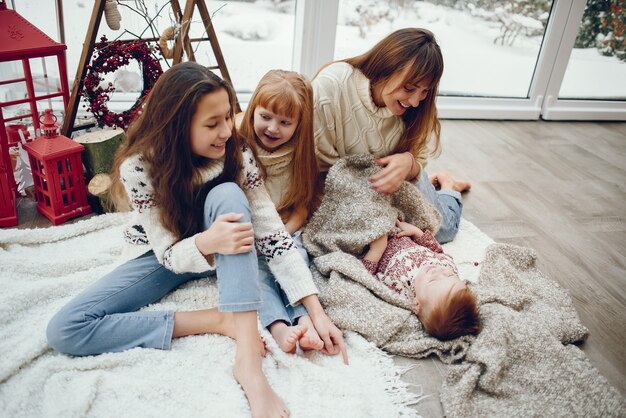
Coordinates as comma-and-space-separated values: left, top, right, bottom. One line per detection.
62, 0, 239, 136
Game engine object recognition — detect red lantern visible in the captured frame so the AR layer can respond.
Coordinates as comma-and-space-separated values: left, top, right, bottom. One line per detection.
23, 110, 91, 225
0, 2, 71, 226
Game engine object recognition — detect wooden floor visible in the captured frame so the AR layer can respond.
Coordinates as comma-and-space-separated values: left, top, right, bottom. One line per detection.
9, 119, 626, 414
405, 119, 626, 416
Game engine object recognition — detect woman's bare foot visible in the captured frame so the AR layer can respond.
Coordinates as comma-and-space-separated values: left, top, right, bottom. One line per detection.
296, 316, 324, 351
234, 347, 289, 418
434, 172, 471, 193
268, 321, 307, 354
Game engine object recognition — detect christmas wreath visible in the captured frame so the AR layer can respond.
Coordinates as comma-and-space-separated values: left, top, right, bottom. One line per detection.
83, 36, 163, 129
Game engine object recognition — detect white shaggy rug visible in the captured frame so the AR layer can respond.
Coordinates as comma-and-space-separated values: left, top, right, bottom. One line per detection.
0, 213, 492, 418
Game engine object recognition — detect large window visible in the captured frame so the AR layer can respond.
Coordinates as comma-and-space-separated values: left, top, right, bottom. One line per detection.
559, 1, 626, 100
299, 0, 626, 120
334, 1, 553, 98
5, 0, 625, 121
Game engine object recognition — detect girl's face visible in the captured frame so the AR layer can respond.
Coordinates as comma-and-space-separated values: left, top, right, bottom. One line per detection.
374, 67, 431, 116
190, 88, 233, 159
253, 106, 298, 151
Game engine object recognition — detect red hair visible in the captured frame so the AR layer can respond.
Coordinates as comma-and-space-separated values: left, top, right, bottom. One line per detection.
239, 70, 319, 215
420, 287, 481, 341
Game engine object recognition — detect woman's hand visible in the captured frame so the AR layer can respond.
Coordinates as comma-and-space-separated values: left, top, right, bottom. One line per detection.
300, 295, 349, 365
195, 213, 254, 255
395, 219, 423, 240
369, 152, 414, 195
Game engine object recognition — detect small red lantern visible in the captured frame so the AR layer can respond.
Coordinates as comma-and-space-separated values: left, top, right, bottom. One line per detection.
23, 110, 91, 225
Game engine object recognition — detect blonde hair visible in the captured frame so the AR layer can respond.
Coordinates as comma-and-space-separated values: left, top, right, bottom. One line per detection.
342, 28, 444, 161
239, 70, 319, 215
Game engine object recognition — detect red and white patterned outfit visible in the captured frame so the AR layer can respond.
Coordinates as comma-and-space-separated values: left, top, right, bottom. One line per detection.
362, 230, 458, 301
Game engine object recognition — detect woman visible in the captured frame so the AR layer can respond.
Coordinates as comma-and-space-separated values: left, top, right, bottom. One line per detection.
313, 28, 470, 243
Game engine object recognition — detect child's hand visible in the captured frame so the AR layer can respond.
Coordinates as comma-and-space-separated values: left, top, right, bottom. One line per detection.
396, 219, 423, 239
195, 213, 254, 255
363, 234, 387, 263
310, 312, 349, 365
284, 205, 308, 235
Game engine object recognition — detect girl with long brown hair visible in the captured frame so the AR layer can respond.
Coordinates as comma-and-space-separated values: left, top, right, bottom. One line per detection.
239, 70, 326, 355
313, 28, 471, 243
46, 62, 346, 418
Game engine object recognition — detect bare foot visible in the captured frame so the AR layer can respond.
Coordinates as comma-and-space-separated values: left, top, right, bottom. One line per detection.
269, 322, 307, 354
435, 172, 471, 193
234, 353, 290, 418
296, 316, 324, 351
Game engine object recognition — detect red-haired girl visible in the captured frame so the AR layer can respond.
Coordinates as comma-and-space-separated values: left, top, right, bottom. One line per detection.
240, 70, 346, 359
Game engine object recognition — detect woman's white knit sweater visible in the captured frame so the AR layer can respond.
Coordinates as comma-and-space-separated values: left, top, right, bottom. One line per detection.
119, 144, 317, 305
313, 62, 424, 173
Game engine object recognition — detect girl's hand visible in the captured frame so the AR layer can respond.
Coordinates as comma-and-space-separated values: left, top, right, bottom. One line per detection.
284, 205, 308, 235
369, 152, 414, 195
395, 219, 423, 240
311, 312, 349, 365
300, 295, 349, 365
195, 213, 254, 255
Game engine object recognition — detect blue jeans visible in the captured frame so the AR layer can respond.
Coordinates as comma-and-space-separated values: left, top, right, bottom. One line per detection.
414, 170, 463, 244
257, 231, 308, 328
46, 182, 261, 356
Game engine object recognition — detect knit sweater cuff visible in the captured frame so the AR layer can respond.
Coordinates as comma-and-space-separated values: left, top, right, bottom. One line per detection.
165, 233, 216, 274
267, 250, 318, 305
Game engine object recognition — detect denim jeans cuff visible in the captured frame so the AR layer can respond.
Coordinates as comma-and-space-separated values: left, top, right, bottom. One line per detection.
219, 300, 263, 312
437, 189, 462, 201
162, 310, 175, 350
260, 313, 292, 328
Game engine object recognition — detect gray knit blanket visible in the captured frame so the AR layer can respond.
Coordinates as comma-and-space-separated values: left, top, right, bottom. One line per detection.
303, 155, 625, 417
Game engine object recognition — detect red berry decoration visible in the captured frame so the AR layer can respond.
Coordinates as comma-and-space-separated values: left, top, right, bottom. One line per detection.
82, 36, 163, 129
474, 261, 479, 266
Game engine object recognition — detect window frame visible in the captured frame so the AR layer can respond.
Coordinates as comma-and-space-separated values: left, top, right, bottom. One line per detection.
292, 0, 626, 121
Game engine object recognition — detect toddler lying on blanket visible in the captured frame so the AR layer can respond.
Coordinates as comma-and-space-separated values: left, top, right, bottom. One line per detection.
362, 220, 481, 341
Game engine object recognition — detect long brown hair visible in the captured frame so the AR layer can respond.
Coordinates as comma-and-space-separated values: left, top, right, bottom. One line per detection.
239, 70, 319, 215
110, 62, 242, 240
344, 28, 444, 161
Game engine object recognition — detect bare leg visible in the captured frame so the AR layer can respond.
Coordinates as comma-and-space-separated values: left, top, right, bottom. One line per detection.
173, 310, 266, 356
268, 321, 307, 354
173, 309, 234, 338
296, 316, 324, 351
233, 311, 290, 418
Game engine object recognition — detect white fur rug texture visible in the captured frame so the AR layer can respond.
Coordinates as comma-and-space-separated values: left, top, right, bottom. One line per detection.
0, 213, 492, 418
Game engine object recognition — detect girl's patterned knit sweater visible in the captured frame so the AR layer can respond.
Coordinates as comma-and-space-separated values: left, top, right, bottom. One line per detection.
362, 230, 458, 301
119, 144, 318, 305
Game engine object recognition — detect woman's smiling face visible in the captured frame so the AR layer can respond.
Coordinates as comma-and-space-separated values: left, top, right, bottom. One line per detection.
372, 66, 432, 116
